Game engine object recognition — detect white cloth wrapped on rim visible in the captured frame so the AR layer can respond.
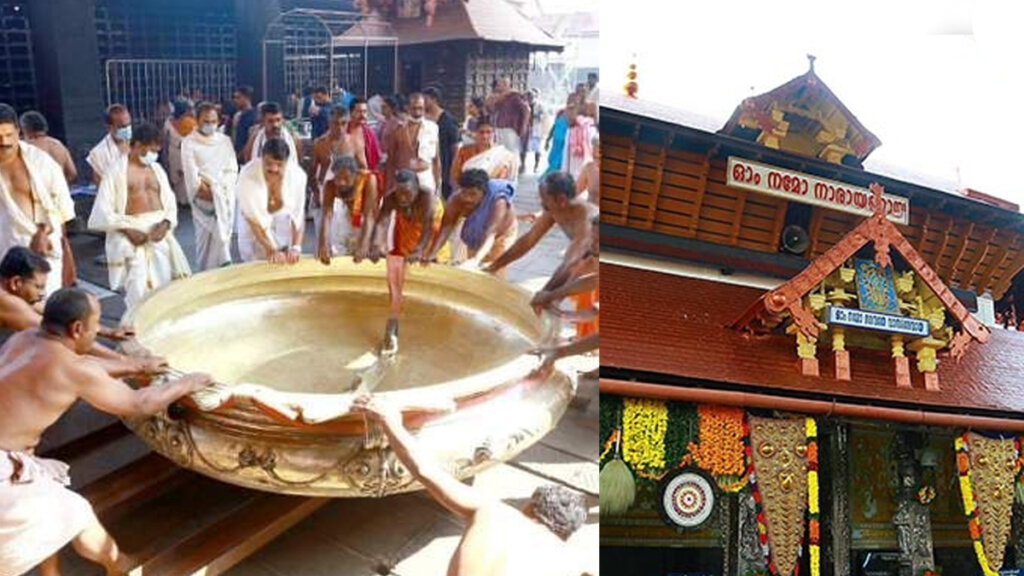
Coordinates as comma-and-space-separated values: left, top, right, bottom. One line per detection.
0, 450, 96, 576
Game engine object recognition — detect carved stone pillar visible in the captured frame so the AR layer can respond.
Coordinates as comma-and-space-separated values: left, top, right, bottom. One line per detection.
892, 432, 935, 576
830, 423, 852, 576
737, 491, 767, 576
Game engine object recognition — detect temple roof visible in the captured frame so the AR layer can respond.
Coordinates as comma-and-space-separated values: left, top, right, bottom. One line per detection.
720, 58, 882, 165
392, 0, 562, 49
602, 262, 1024, 417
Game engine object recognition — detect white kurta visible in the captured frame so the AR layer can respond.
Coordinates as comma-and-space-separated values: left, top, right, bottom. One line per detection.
250, 127, 299, 165
413, 118, 439, 194
86, 134, 126, 183
87, 157, 191, 311
182, 132, 239, 270
0, 142, 74, 296
235, 159, 307, 262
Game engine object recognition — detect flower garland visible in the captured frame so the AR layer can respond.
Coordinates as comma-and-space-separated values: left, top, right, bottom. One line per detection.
600, 429, 618, 465
621, 397, 668, 475
689, 405, 747, 479
743, 415, 819, 576
806, 417, 820, 576
955, 433, 999, 576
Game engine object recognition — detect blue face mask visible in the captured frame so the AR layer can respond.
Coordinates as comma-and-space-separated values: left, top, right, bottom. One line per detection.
141, 151, 159, 165
115, 125, 132, 142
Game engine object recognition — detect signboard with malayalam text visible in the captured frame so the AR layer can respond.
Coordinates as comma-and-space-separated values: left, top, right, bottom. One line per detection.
726, 157, 910, 225
827, 306, 929, 337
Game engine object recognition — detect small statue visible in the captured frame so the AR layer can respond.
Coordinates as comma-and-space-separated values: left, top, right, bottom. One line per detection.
892, 441, 935, 576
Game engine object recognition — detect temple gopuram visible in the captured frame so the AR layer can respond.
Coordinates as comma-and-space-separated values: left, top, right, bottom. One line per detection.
599, 59, 1024, 576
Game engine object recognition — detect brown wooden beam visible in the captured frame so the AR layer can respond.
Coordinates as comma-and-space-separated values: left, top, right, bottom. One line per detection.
977, 235, 1018, 296
946, 221, 974, 286
929, 218, 954, 273
686, 147, 715, 238
960, 227, 998, 289
915, 211, 932, 254
992, 242, 1024, 300
644, 132, 674, 230
730, 190, 748, 245
770, 200, 789, 252
808, 208, 824, 258
617, 124, 642, 226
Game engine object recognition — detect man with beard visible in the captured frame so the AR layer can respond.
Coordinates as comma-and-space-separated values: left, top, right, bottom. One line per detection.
241, 102, 302, 165
0, 103, 76, 297
236, 138, 307, 264
370, 169, 444, 355
384, 93, 439, 196
348, 97, 382, 172
316, 155, 378, 264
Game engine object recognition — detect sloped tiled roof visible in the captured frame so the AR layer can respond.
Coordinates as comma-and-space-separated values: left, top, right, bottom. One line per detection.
392, 0, 561, 49
602, 262, 1024, 416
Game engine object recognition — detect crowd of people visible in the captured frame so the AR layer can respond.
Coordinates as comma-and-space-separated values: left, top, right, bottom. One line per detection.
0, 72, 598, 575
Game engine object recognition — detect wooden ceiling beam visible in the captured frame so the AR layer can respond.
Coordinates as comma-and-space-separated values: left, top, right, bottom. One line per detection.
616, 123, 642, 226
976, 235, 1015, 296
959, 227, 998, 288
946, 221, 975, 285
643, 131, 674, 230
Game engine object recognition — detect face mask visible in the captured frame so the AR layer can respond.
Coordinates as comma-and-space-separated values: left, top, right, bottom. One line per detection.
115, 125, 132, 142
141, 151, 159, 165
199, 123, 217, 136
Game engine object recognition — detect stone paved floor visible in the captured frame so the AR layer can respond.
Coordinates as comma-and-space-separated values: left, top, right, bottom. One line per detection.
66, 171, 598, 575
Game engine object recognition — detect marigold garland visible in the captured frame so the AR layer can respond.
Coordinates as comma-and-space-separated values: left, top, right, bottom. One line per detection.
806, 417, 820, 576
955, 434, 999, 576
621, 397, 668, 474
689, 405, 746, 478
600, 429, 618, 465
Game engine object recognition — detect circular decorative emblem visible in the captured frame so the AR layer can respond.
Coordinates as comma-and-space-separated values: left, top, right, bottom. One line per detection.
661, 469, 715, 529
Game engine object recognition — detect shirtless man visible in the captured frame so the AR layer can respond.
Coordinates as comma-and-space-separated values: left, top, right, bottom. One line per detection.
316, 155, 378, 264
0, 288, 210, 576
0, 103, 77, 296
485, 171, 595, 278
575, 135, 599, 207
309, 106, 364, 211
352, 395, 593, 576
370, 169, 444, 355
384, 94, 439, 195
0, 246, 165, 376
88, 123, 191, 312
427, 168, 517, 274
348, 97, 380, 172
87, 105, 132, 185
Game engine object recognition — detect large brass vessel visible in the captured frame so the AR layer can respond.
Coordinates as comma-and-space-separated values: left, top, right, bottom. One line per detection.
119, 259, 574, 497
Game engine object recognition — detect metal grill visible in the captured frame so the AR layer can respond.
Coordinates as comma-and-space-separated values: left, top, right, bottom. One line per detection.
104, 59, 236, 122
94, 0, 236, 62
0, 0, 36, 111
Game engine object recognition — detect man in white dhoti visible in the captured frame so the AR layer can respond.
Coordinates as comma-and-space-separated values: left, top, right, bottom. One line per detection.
0, 288, 210, 576
88, 123, 192, 312
0, 103, 76, 297
182, 102, 239, 270
236, 138, 307, 264
86, 104, 132, 185
241, 101, 301, 165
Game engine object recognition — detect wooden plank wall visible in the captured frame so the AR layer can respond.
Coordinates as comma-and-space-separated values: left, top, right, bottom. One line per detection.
602, 130, 1024, 299
601, 133, 787, 253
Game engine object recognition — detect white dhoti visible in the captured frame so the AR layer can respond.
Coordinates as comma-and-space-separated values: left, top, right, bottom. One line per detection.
182, 133, 238, 270
0, 450, 96, 576
165, 120, 189, 205
0, 142, 75, 297
86, 134, 126, 184
314, 167, 357, 257
236, 159, 307, 262
88, 157, 191, 311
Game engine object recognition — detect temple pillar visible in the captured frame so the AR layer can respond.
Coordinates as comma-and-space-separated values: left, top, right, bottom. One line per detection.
830, 422, 852, 576
909, 338, 944, 392
832, 326, 850, 381
892, 432, 935, 576
891, 335, 911, 389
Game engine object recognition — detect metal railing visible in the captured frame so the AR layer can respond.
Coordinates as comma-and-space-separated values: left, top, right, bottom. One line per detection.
104, 59, 236, 122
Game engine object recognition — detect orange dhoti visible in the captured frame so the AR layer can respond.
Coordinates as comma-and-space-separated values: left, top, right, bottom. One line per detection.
390, 197, 448, 260
576, 288, 599, 337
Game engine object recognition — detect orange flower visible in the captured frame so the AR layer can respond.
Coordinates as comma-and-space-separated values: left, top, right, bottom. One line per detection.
807, 441, 818, 462
810, 520, 820, 541
958, 452, 969, 473
969, 519, 981, 540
